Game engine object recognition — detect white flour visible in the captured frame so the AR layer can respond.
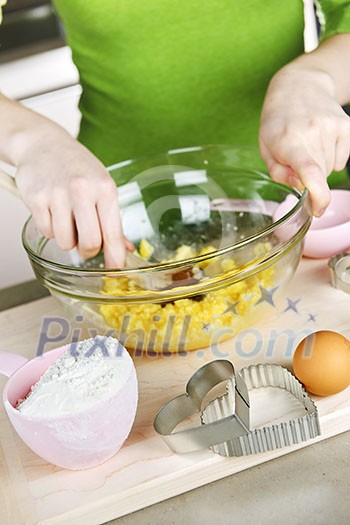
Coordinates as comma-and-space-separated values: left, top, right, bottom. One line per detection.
17, 336, 133, 418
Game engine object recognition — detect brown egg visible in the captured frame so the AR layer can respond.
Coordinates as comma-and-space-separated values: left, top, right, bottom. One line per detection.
293, 330, 350, 397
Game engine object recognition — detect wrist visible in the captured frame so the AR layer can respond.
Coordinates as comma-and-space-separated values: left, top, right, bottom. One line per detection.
0, 96, 71, 166
268, 62, 335, 100
13, 120, 73, 167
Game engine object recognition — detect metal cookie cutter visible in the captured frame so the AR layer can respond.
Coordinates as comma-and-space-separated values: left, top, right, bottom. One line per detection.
154, 360, 320, 457
329, 253, 350, 294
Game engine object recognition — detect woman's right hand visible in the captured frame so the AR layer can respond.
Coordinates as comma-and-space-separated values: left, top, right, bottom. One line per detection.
0, 95, 127, 267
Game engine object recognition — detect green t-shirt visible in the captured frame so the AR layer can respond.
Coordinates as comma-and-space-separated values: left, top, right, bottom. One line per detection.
53, 0, 306, 166
1, 1, 350, 179
50, 0, 350, 171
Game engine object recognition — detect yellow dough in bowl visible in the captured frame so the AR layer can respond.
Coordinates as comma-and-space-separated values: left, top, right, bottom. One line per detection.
100, 243, 275, 354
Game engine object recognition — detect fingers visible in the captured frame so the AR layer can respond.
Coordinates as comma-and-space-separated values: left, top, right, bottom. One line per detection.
270, 163, 305, 192
18, 181, 54, 239
124, 236, 135, 252
259, 70, 350, 217
334, 131, 350, 171
66, 176, 101, 260
260, 138, 305, 190
260, 140, 298, 187
286, 172, 305, 192
260, 135, 332, 216
74, 205, 102, 261
50, 191, 77, 250
96, 180, 126, 268
68, 176, 126, 267
31, 177, 126, 268
291, 156, 331, 215
14, 132, 128, 265
30, 198, 54, 239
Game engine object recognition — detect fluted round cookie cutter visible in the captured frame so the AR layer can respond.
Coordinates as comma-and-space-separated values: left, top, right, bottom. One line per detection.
154, 360, 320, 457
328, 253, 350, 294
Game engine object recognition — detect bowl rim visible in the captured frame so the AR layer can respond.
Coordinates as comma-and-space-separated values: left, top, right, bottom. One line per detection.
22, 145, 310, 276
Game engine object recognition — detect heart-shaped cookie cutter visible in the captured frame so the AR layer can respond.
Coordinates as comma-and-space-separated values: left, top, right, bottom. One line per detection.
154, 360, 320, 457
154, 360, 250, 453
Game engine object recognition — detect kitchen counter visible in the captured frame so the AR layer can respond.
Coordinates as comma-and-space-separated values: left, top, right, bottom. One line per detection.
112, 433, 350, 525
0, 279, 349, 525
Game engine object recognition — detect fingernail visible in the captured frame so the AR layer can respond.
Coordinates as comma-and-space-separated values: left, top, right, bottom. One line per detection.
314, 207, 326, 218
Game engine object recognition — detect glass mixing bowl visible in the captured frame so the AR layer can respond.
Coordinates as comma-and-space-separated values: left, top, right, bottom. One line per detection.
22, 145, 312, 354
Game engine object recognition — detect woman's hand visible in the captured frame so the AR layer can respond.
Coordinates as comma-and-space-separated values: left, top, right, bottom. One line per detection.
16, 128, 126, 266
0, 95, 127, 267
259, 35, 350, 217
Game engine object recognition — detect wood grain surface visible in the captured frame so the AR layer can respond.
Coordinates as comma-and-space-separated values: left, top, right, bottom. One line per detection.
0, 258, 349, 525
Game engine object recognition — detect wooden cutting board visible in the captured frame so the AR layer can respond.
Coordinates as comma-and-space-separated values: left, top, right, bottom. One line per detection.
0, 258, 349, 525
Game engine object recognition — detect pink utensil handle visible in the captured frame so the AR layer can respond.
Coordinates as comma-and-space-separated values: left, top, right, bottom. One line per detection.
0, 350, 28, 378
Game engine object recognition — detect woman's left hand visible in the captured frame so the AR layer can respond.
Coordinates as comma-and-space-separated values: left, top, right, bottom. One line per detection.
259, 63, 350, 216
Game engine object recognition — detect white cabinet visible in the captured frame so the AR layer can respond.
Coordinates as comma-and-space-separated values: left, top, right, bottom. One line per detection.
22, 84, 82, 137
0, 177, 32, 288
0, 48, 81, 288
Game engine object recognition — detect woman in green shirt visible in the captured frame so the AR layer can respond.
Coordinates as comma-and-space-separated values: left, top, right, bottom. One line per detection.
0, 0, 349, 266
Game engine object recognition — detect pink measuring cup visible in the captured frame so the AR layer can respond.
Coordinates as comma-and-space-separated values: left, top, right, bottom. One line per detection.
0, 343, 138, 470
